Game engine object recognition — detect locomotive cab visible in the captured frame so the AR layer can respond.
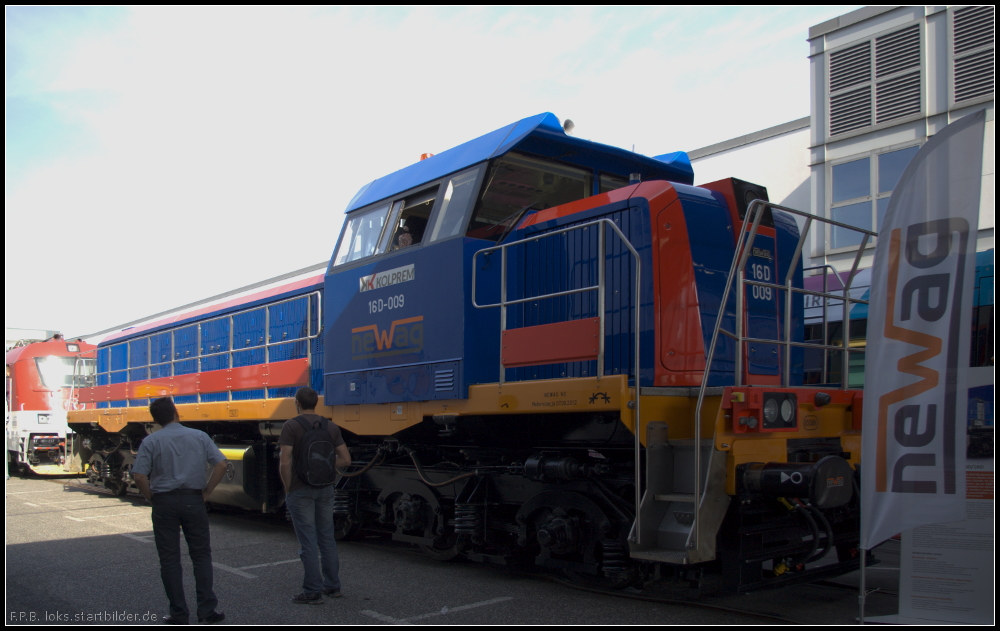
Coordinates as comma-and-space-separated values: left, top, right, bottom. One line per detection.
323, 113, 697, 407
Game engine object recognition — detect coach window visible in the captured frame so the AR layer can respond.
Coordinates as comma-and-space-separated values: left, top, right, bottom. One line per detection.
333, 203, 390, 266
378, 187, 437, 253
467, 152, 592, 241
427, 165, 483, 243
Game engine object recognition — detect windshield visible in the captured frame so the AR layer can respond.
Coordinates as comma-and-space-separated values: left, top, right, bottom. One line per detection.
35, 356, 96, 389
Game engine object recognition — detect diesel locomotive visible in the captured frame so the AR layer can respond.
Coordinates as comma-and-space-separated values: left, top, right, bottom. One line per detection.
68, 113, 870, 592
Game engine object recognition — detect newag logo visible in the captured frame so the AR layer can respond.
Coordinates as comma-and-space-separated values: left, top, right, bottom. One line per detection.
876, 219, 969, 495
351, 316, 424, 360
360, 264, 414, 293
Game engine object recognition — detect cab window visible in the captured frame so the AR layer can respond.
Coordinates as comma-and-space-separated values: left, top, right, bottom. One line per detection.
600, 173, 629, 193
333, 204, 389, 266
378, 187, 437, 253
467, 152, 592, 241
427, 166, 483, 243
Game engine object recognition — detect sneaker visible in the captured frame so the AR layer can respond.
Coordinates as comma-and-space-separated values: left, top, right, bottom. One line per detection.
162, 615, 188, 625
322, 588, 343, 598
198, 611, 226, 624
292, 592, 324, 605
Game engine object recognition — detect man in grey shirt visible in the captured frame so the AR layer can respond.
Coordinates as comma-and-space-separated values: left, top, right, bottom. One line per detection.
133, 397, 228, 625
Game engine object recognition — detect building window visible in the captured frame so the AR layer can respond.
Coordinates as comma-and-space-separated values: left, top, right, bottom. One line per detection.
828, 23, 923, 138
829, 144, 921, 249
950, 5, 994, 106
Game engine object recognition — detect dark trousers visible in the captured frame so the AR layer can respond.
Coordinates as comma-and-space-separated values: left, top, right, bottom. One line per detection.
151, 494, 218, 621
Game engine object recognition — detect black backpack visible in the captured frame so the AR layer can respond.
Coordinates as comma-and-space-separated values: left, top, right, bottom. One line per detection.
293, 415, 338, 487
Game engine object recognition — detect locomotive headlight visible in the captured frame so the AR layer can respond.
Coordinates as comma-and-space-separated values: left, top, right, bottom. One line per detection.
763, 399, 779, 424
762, 392, 798, 429
780, 399, 794, 423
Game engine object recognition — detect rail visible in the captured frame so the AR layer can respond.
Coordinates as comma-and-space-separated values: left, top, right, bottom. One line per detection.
471, 218, 645, 543
689, 200, 876, 551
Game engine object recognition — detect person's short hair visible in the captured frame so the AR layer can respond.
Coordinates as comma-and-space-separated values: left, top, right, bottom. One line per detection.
149, 397, 177, 425
295, 387, 319, 410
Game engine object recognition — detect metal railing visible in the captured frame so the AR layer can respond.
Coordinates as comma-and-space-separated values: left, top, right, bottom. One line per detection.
93, 291, 322, 405
471, 218, 646, 542
689, 200, 877, 551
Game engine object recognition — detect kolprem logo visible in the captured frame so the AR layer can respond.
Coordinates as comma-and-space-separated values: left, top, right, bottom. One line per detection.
360, 264, 414, 293
351, 316, 424, 360
752, 247, 772, 260
876, 219, 968, 494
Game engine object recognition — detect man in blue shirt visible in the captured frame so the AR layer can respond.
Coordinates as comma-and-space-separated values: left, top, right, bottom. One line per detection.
133, 397, 228, 625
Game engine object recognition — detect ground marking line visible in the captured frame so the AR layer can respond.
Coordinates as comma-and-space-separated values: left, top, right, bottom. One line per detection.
361, 596, 514, 625
212, 562, 256, 579
120, 533, 155, 543
238, 559, 300, 570
62, 511, 147, 520
34, 499, 98, 505
6, 489, 65, 494
22, 502, 40, 507
404, 597, 513, 621
360, 611, 410, 625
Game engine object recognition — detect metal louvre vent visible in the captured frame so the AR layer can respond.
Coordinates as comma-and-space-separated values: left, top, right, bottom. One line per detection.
434, 369, 455, 392
953, 6, 994, 104
875, 25, 920, 78
954, 6, 994, 55
830, 86, 872, 135
955, 49, 994, 102
830, 41, 871, 92
876, 71, 921, 123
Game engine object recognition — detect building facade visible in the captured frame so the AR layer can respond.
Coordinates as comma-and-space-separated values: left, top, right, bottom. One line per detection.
808, 5, 994, 270
691, 5, 993, 272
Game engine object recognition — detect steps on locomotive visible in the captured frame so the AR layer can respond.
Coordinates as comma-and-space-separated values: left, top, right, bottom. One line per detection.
629, 421, 729, 565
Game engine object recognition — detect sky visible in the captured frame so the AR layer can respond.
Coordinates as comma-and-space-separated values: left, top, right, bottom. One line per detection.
6, 5, 860, 338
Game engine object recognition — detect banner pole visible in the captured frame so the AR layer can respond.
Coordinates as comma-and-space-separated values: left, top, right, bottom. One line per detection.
859, 546, 867, 625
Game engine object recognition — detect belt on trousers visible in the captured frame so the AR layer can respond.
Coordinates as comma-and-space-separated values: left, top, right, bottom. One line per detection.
153, 488, 203, 496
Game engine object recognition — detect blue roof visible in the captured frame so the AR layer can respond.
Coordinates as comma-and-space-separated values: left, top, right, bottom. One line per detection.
345, 112, 695, 212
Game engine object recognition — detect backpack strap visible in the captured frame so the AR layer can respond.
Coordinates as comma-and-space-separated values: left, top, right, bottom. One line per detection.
295, 414, 328, 432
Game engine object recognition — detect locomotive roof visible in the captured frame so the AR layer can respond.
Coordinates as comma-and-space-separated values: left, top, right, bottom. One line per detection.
345, 112, 694, 213
5, 340, 95, 364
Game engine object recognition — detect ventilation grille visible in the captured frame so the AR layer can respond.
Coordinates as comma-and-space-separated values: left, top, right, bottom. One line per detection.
955, 50, 994, 102
953, 6, 994, 104
876, 71, 921, 123
875, 25, 920, 77
830, 42, 871, 92
954, 6, 994, 54
831, 86, 872, 136
434, 369, 455, 392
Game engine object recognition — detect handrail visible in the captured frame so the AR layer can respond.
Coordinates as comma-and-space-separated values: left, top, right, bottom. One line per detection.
690, 200, 876, 552
471, 218, 644, 543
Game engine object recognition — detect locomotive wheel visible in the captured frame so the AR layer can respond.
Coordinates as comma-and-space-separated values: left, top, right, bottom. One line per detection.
419, 535, 461, 561
334, 514, 362, 541
105, 472, 128, 497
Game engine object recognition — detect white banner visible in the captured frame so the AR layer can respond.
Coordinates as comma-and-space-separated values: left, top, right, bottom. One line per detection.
860, 110, 985, 550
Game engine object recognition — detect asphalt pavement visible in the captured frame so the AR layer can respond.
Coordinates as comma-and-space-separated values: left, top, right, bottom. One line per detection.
5, 474, 900, 625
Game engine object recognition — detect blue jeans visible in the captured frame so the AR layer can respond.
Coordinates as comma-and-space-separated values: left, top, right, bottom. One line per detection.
151, 494, 218, 622
286, 486, 340, 594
